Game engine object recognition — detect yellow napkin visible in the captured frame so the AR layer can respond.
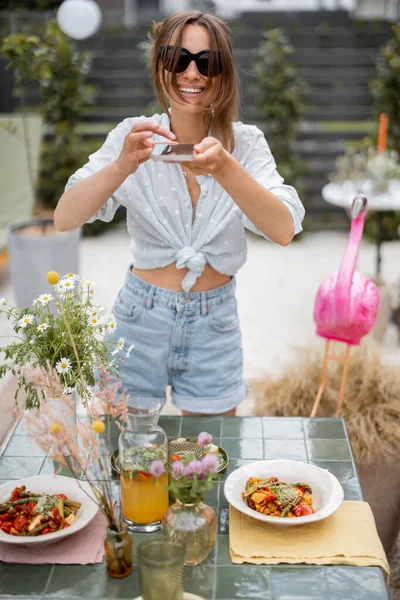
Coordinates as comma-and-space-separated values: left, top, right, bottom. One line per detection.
229, 501, 390, 583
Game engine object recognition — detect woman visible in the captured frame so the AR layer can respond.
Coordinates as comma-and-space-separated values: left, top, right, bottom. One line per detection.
54, 11, 305, 417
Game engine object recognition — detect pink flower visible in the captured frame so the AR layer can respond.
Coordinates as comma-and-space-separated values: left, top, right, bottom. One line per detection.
149, 460, 165, 478
201, 453, 219, 474
198, 431, 213, 447
171, 461, 184, 479
184, 460, 204, 477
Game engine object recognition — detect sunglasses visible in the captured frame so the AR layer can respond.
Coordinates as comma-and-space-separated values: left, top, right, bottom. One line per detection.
158, 45, 223, 77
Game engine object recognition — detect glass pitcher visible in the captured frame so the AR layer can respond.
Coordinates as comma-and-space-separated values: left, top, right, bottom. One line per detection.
119, 398, 169, 532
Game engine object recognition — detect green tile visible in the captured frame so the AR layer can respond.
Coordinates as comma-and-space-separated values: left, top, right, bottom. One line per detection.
4, 436, 47, 457
0, 456, 44, 479
45, 564, 140, 599
13, 420, 28, 435
221, 438, 263, 460
216, 535, 233, 565
215, 565, 272, 599
0, 563, 52, 597
218, 508, 229, 535
270, 565, 329, 599
307, 439, 352, 461
159, 416, 182, 438
310, 461, 357, 486
262, 418, 304, 439
203, 481, 220, 507
221, 417, 262, 438
342, 483, 362, 502
303, 419, 346, 439
326, 566, 388, 599
264, 439, 307, 461
183, 564, 215, 598
181, 417, 222, 439
39, 458, 79, 479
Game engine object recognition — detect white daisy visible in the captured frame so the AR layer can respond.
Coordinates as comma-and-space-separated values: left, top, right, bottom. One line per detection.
37, 293, 54, 306
82, 280, 95, 293
101, 314, 117, 332
37, 322, 49, 332
18, 314, 34, 328
60, 277, 75, 291
56, 357, 72, 374
111, 337, 125, 356
89, 316, 100, 327
126, 344, 134, 357
0, 297, 7, 306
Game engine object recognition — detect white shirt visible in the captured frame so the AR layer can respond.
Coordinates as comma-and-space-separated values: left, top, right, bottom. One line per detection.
65, 112, 305, 291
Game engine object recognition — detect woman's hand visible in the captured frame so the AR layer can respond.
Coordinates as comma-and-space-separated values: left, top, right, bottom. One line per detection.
185, 137, 231, 176
113, 121, 176, 178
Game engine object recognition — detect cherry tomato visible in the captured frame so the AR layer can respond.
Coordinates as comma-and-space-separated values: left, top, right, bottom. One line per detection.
292, 504, 314, 517
10, 487, 23, 502
13, 514, 28, 532
56, 494, 68, 500
41, 527, 52, 535
0, 514, 12, 522
1, 522, 12, 534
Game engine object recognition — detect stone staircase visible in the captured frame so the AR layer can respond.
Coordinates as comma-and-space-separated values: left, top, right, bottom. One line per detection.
15, 9, 392, 225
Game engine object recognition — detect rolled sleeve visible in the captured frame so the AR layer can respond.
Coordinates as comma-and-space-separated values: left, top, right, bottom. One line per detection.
64, 117, 137, 224
239, 126, 305, 239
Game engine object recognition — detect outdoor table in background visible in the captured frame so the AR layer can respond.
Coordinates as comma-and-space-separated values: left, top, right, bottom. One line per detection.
0, 416, 389, 600
322, 180, 400, 281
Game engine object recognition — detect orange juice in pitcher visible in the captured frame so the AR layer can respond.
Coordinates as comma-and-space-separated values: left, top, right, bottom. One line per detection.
118, 398, 168, 532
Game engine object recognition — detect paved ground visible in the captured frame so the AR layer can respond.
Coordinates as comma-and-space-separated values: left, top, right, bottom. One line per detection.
1, 225, 400, 417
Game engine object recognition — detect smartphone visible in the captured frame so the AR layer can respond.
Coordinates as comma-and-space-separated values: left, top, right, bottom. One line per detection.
151, 143, 195, 162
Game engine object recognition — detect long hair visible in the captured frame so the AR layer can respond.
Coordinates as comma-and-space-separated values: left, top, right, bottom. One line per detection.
148, 11, 239, 153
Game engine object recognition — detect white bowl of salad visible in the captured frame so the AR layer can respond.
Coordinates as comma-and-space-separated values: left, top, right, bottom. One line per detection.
0, 475, 98, 544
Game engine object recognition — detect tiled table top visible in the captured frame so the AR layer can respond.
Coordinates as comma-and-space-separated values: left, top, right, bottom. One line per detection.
0, 416, 389, 600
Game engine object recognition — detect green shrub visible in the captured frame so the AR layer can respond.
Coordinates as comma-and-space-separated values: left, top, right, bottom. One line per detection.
1, 21, 96, 211
251, 28, 307, 188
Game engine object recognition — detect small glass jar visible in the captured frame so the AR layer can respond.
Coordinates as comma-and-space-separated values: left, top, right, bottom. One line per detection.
104, 523, 132, 578
119, 398, 169, 532
162, 500, 217, 565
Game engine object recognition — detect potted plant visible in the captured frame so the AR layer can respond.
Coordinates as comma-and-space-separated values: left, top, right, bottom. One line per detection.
152, 432, 220, 566
1, 21, 96, 308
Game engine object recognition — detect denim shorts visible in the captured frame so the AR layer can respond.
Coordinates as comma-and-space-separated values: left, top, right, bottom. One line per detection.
108, 268, 247, 414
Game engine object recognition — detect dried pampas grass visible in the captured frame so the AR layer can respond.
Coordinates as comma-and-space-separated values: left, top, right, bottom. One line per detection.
250, 338, 400, 464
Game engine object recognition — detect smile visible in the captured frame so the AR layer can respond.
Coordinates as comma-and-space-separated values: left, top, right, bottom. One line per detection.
179, 87, 204, 94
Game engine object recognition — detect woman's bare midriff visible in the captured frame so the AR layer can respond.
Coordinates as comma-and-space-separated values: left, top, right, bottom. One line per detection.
132, 263, 231, 292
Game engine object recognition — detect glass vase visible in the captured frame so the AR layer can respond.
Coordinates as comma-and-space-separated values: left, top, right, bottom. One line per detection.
161, 500, 217, 565
119, 398, 169, 532
104, 524, 132, 578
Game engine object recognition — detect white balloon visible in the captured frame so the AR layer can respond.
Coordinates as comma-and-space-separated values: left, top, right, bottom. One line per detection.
57, 0, 102, 40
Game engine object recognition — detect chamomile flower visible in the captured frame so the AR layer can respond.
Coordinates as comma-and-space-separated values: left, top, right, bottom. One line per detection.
60, 277, 75, 291
126, 344, 134, 357
0, 297, 7, 306
36, 293, 54, 306
89, 316, 100, 327
37, 322, 49, 332
101, 314, 117, 332
56, 357, 72, 374
111, 337, 125, 356
18, 314, 34, 328
82, 280, 95, 293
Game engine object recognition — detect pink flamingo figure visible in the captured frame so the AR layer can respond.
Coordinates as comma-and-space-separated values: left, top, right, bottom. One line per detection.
311, 195, 380, 417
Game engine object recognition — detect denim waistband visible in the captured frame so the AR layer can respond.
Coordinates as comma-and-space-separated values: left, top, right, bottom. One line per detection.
123, 266, 236, 312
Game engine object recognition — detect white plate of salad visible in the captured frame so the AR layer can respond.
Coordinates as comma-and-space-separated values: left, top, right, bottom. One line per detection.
0, 475, 98, 544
